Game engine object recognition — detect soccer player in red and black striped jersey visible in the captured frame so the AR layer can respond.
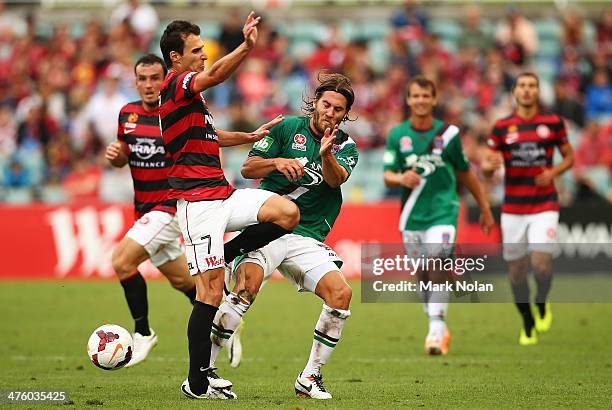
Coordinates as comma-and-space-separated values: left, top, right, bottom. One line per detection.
105, 54, 196, 367
159, 15, 299, 399
483, 72, 574, 345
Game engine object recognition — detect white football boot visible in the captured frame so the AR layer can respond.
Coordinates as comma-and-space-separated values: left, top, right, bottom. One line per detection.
125, 329, 158, 367
295, 372, 332, 399
206, 367, 232, 389
180, 378, 237, 400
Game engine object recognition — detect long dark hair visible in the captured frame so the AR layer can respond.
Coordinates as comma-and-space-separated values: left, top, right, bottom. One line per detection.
302, 71, 355, 122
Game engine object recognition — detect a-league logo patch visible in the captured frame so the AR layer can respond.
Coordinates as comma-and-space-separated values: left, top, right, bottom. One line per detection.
128, 112, 138, 123
432, 136, 444, 155
547, 227, 556, 239
331, 144, 341, 154
537, 124, 551, 139
292, 134, 307, 151
400, 136, 412, 152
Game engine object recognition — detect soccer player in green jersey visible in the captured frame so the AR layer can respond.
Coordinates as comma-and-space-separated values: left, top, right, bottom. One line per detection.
208, 73, 357, 400
384, 76, 494, 355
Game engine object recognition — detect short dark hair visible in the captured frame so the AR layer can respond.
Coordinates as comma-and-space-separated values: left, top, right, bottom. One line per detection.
302, 72, 355, 121
160, 20, 201, 68
134, 54, 167, 77
513, 72, 540, 89
407, 75, 437, 97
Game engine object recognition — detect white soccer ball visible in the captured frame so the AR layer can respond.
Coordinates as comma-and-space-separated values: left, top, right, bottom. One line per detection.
87, 324, 133, 370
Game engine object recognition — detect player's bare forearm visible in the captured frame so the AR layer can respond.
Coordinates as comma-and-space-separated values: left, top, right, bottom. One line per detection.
109, 153, 128, 168
241, 156, 277, 179
193, 43, 251, 93
321, 153, 348, 188
552, 143, 574, 177
456, 169, 490, 212
383, 170, 402, 187
217, 129, 252, 147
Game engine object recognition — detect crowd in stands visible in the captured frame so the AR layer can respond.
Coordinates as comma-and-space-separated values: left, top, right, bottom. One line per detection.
0, 0, 610, 205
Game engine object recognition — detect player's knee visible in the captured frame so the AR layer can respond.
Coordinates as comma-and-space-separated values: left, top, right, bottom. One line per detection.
325, 282, 352, 310
168, 274, 191, 292
532, 260, 551, 276
112, 249, 136, 279
237, 287, 258, 305
276, 200, 300, 230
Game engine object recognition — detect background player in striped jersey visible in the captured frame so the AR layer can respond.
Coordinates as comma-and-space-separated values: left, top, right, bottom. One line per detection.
105, 54, 195, 367
208, 73, 357, 400
483, 72, 574, 345
384, 76, 494, 356
159, 15, 299, 399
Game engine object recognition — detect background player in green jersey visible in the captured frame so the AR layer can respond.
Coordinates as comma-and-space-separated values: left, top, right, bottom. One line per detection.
384, 76, 494, 355
208, 73, 357, 400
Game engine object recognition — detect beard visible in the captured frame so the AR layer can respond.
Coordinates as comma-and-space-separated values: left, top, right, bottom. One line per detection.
312, 110, 335, 136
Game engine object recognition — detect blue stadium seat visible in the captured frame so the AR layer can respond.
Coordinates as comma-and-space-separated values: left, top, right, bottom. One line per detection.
535, 19, 561, 41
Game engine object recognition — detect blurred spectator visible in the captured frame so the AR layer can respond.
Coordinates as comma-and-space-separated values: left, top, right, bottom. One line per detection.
596, 8, 612, 57
585, 69, 612, 122
3, 158, 31, 188
390, 0, 428, 42
0, 0, 27, 39
219, 8, 246, 53
495, 7, 538, 65
553, 78, 585, 127
78, 64, 129, 146
110, 0, 158, 52
458, 3, 493, 52
561, 9, 585, 50
573, 121, 612, 202
0, 103, 16, 158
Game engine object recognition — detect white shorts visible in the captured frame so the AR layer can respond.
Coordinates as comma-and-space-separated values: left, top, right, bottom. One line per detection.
402, 225, 456, 258
501, 211, 559, 261
177, 188, 275, 275
234, 234, 343, 293
125, 211, 183, 267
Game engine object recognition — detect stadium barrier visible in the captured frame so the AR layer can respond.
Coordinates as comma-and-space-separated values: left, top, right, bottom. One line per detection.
0, 202, 609, 280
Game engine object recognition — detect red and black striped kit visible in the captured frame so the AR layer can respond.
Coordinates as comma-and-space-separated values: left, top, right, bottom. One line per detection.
487, 110, 568, 214
159, 70, 234, 202
117, 101, 176, 218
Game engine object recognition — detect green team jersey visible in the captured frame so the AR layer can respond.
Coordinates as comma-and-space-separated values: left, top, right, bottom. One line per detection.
250, 116, 359, 242
383, 118, 470, 231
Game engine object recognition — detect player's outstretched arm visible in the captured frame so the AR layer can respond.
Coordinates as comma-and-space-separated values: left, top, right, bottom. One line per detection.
192, 11, 261, 93
456, 169, 494, 235
320, 126, 348, 188
217, 115, 284, 147
105, 141, 128, 168
241, 156, 304, 181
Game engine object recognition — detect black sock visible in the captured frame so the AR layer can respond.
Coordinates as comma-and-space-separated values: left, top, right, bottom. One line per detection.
535, 274, 552, 316
184, 286, 196, 305
120, 272, 150, 336
187, 301, 217, 395
223, 222, 291, 262
511, 279, 534, 334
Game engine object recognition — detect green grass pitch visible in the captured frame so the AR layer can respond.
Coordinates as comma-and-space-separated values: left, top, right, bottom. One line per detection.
1, 280, 611, 408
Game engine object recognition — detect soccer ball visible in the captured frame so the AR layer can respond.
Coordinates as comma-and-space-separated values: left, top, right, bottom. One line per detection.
87, 324, 133, 370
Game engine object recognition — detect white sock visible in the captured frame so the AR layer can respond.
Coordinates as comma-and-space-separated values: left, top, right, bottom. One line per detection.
427, 289, 448, 337
210, 293, 250, 367
302, 304, 350, 376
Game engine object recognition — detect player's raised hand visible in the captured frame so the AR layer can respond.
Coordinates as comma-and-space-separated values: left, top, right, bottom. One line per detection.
319, 126, 338, 157
105, 141, 123, 161
274, 158, 305, 182
534, 168, 555, 187
247, 114, 284, 142
479, 207, 495, 236
401, 166, 421, 189
243, 11, 261, 49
